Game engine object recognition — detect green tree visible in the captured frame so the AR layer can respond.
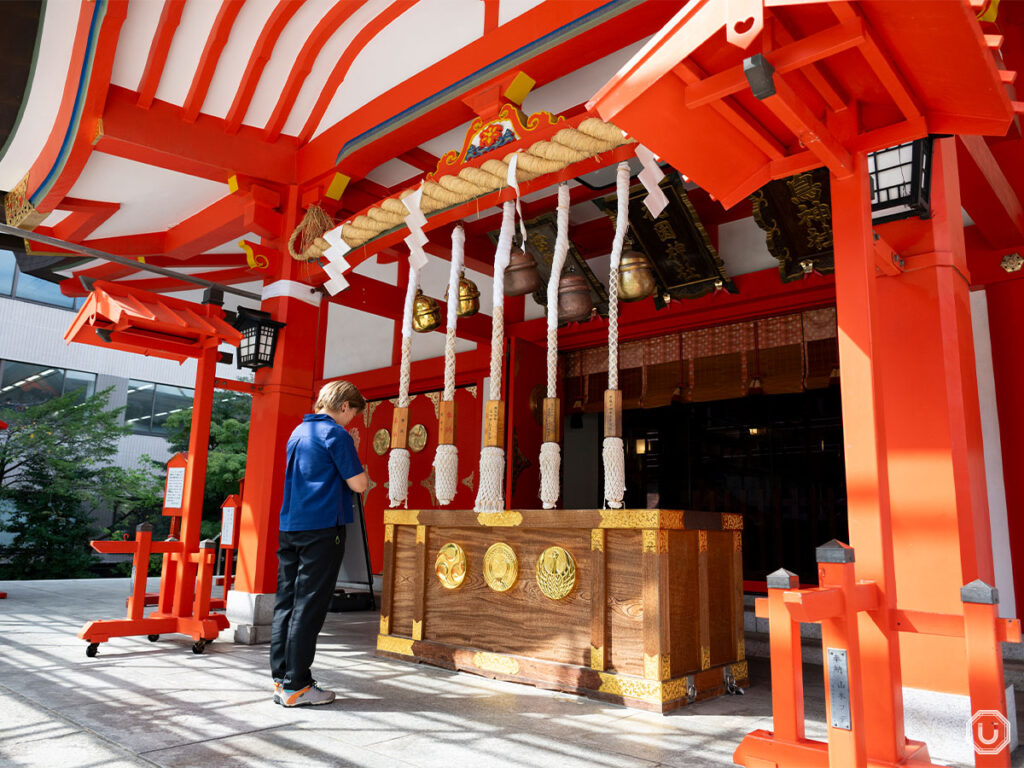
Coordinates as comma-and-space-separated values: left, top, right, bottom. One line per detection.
0, 388, 151, 579
158, 390, 251, 517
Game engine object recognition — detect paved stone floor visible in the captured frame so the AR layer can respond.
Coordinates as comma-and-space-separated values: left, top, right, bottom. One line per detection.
0, 578, 1020, 768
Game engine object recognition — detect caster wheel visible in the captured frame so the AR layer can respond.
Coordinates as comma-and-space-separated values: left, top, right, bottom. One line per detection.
147, 635, 159, 642
86, 643, 99, 658
192, 639, 207, 654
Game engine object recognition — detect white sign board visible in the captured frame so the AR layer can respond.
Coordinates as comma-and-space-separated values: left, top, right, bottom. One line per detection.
164, 467, 186, 510
221, 506, 236, 548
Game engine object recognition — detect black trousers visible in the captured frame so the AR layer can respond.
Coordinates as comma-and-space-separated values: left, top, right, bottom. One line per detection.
270, 525, 346, 689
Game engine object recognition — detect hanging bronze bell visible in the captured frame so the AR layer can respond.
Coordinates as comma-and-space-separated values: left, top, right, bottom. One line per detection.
445, 271, 480, 318
412, 289, 442, 333
618, 250, 656, 302
504, 248, 542, 296
557, 269, 594, 324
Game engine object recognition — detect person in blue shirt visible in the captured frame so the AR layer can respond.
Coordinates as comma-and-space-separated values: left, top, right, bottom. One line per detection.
271, 380, 368, 707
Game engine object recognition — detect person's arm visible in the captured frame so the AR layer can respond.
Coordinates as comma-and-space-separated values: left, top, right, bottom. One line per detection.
327, 428, 367, 494
345, 471, 368, 494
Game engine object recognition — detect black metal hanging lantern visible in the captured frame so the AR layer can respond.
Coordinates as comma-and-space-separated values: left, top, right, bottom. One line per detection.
868, 137, 934, 224
232, 307, 285, 369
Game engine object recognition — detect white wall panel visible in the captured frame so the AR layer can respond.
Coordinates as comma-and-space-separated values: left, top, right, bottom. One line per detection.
200, 0, 278, 119
322, 303, 393, 378
971, 289, 1016, 619
717, 217, 777, 277
313, 0, 484, 137
153, 0, 222, 107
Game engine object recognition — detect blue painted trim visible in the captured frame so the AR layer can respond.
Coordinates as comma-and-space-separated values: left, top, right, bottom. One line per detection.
30, 0, 106, 207
334, 0, 641, 166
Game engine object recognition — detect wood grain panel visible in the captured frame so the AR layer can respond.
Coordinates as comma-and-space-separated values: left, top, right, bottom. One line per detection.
422, 526, 591, 667
708, 531, 735, 667
668, 530, 700, 675
605, 530, 644, 676
390, 525, 417, 637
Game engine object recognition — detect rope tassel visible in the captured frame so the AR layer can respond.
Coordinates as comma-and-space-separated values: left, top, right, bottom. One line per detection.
539, 184, 571, 509
474, 202, 516, 513
433, 225, 465, 505
603, 162, 631, 509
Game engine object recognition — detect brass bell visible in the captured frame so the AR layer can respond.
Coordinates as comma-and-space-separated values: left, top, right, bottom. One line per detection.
412, 289, 441, 333
557, 268, 594, 324
618, 249, 656, 302
445, 271, 480, 318
504, 248, 542, 296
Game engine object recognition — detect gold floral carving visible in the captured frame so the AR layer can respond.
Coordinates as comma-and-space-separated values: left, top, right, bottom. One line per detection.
4, 174, 46, 230
642, 530, 668, 554
365, 399, 383, 426
420, 468, 438, 507
384, 510, 420, 525
373, 428, 391, 455
599, 510, 684, 529
476, 511, 523, 527
536, 546, 576, 600
483, 542, 518, 592
733, 531, 742, 552
701, 645, 711, 670
643, 653, 671, 681
461, 471, 475, 491
425, 391, 441, 419
731, 660, 749, 681
412, 620, 423, 641
379, 615, 390, 634
416, 525, 426, 544
722, 513, 743, 530
590, 645, 604, 671
467, 384, 478, 398
1001, 253, 1023, 273
377, 635, 414, 656
384, 524, 394, 543
698, 530, 708, 553
591, 529, 605, 552
434, 542, 467, 589
596, 673, 691, 703
472, 652, 520, 676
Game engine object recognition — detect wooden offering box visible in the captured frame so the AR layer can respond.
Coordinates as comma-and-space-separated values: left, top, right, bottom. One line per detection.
376, 508, 747, 713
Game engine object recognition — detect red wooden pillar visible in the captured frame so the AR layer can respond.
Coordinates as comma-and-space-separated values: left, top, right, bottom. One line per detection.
830, 152, 907, 763
231, 187, 323, 642
985, 277, 1024, 620
874, 139, 997, 695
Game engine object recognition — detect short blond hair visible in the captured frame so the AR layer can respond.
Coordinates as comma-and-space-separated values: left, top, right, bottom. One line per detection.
315, 380, 365, 414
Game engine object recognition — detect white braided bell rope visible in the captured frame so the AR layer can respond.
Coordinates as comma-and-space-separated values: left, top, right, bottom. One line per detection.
539, 184, 571, 509
389, 263, 420, 508
474, 202, 515, 513
604, 162, 631, 509
434, 225, 465, 505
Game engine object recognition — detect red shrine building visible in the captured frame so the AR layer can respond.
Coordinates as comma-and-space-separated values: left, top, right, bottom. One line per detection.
2, 0, 1024, 765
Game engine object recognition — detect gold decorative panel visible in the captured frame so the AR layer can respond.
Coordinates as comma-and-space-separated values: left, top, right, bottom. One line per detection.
435, 542, 467, 590
377, 635, 414, 656
483, 543, 518, 592
536, 546, 576, 600
473, 652, 520, 676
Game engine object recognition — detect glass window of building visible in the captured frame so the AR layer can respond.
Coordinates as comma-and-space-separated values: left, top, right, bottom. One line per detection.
0, 251, 14, 295
62, 368, 97, 402
151, 384, 194, 434
0, 361, 65, 406
125, 380, 155, 432
13, 270, 78, 309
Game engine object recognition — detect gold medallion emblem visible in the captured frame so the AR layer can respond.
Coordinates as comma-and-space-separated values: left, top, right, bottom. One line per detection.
536, 546, 576, 600
373, 428, 391, 455
434, 542, 467, 589
483, 543, 518, 592
408, 423, 428, 453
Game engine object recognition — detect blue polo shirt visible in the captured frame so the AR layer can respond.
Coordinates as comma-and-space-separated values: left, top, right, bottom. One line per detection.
279, 414, 363, 532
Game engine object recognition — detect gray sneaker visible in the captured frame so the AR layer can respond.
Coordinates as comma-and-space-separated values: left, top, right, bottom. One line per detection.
280, 682, 335, 707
